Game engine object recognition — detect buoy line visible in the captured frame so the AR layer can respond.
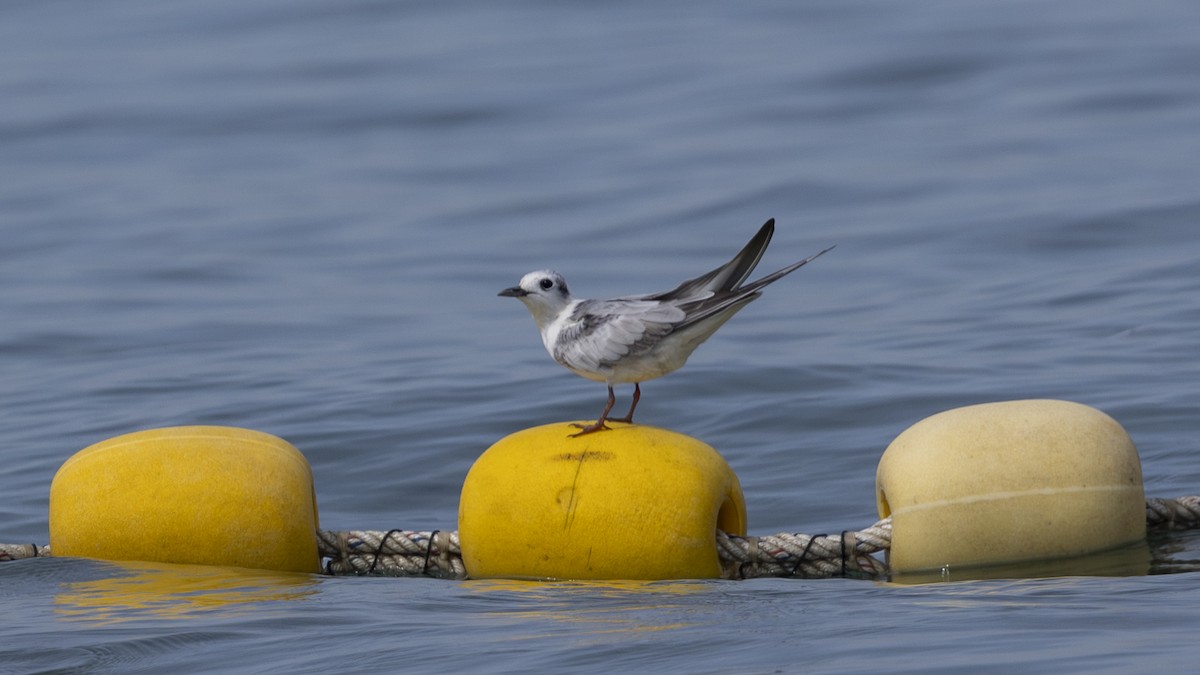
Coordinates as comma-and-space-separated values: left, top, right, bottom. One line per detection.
1144, 495, 1200, 529
6, 495, 1197, 579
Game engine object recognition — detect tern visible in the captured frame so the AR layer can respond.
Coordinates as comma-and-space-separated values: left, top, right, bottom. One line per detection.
499, 218, 833, 436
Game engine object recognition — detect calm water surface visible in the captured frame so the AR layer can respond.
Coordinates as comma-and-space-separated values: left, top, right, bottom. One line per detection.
2, 0, 1200, 672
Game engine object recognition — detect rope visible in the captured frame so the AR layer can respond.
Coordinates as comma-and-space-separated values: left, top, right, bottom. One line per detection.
4, 496, 1198, 580
0, 543, 48, 561
313, 519, 895, 581
1145, 495, 1200, 530
717, 520, 892, 580
317, 529, 465, 579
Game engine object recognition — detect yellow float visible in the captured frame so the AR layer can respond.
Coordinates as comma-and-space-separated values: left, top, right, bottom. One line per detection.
876, 399, 1145, 575
458, 422, 746, 580
49, 426, 320, 573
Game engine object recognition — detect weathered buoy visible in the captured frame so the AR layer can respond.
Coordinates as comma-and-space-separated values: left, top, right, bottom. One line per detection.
876, 399, 1145, 574
458, 422, 746, 580
49, 426, 320, 573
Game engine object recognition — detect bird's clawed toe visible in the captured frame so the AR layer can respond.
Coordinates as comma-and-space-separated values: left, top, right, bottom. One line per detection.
569, 421, 611, 437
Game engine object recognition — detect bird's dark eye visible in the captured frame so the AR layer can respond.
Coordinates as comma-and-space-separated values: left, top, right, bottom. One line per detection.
539, 278, 554, 290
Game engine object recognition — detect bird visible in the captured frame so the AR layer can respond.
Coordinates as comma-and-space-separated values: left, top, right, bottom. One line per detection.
498, 218, 833, 436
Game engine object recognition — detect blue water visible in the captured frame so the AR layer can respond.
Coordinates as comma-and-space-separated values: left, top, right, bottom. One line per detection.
3, 0, 1200, 671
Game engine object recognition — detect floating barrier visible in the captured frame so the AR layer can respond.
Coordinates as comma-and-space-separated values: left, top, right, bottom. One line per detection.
6, 497, 1199, 579
4, 400, 1198, 581
322, 494, 1200, 579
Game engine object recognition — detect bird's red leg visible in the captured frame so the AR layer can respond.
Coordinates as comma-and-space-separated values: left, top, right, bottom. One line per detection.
609, 383, 640, 424
570, 385, 615, 436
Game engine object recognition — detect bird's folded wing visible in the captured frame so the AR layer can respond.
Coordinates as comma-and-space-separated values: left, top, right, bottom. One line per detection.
554, 299, 685, 372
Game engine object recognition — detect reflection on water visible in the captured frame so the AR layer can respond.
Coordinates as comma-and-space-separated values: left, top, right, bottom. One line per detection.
464, 578, 716, 637
465, 577, 715, 598
1147, 529, 1200, 576
888, 539, 1153, 586
54, 560, 318, 625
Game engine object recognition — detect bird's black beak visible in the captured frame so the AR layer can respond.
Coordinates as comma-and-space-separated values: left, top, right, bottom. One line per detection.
498, 287, 527, 298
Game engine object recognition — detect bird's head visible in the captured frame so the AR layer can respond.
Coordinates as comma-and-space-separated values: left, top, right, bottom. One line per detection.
498, 269, 573, 329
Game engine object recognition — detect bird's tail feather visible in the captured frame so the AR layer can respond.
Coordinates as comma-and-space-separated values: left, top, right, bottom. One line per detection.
647, 218, 775, 300
740, 244, 836, 295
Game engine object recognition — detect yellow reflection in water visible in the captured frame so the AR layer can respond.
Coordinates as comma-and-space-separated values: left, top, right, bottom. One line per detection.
462, 578, 717, 638
465, 577, 713, 595
54, 560, 318, 625
888, 539, 1152, 586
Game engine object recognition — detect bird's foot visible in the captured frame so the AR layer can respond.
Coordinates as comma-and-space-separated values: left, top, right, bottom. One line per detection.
568, 421, 611, 437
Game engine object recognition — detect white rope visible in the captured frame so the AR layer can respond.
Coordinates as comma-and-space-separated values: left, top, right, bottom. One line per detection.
1145, 495, 1200, 530
717, 520, 892, 580
0, 542, 48, 561
317, 529, 465, 579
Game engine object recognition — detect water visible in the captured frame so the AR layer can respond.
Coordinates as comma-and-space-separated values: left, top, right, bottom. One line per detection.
2, 0, 1200, 671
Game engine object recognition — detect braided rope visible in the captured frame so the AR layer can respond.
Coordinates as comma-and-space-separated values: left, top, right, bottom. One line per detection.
717, 520, 892, 580
313, 519, 895, 581
4, 496, 1198, 579
1145, 495, 1200, 530
316, 529, 465, 579
0, 543, 48, 562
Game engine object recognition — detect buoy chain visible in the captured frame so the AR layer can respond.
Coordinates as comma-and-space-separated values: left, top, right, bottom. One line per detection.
717, 520, 892, 580
316, 529, 467, 579
1146, 496, 1200, 530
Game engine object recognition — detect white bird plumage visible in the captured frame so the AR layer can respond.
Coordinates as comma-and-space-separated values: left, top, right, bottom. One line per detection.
499, 218, 833, 436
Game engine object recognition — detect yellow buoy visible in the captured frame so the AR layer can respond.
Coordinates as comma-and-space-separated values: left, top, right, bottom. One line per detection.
876, 399, 1145, 574
49, 426, 320, 573
458, 422, 746, 580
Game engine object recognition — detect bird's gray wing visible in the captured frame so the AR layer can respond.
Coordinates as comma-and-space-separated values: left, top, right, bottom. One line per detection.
553, 299, 685, 372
